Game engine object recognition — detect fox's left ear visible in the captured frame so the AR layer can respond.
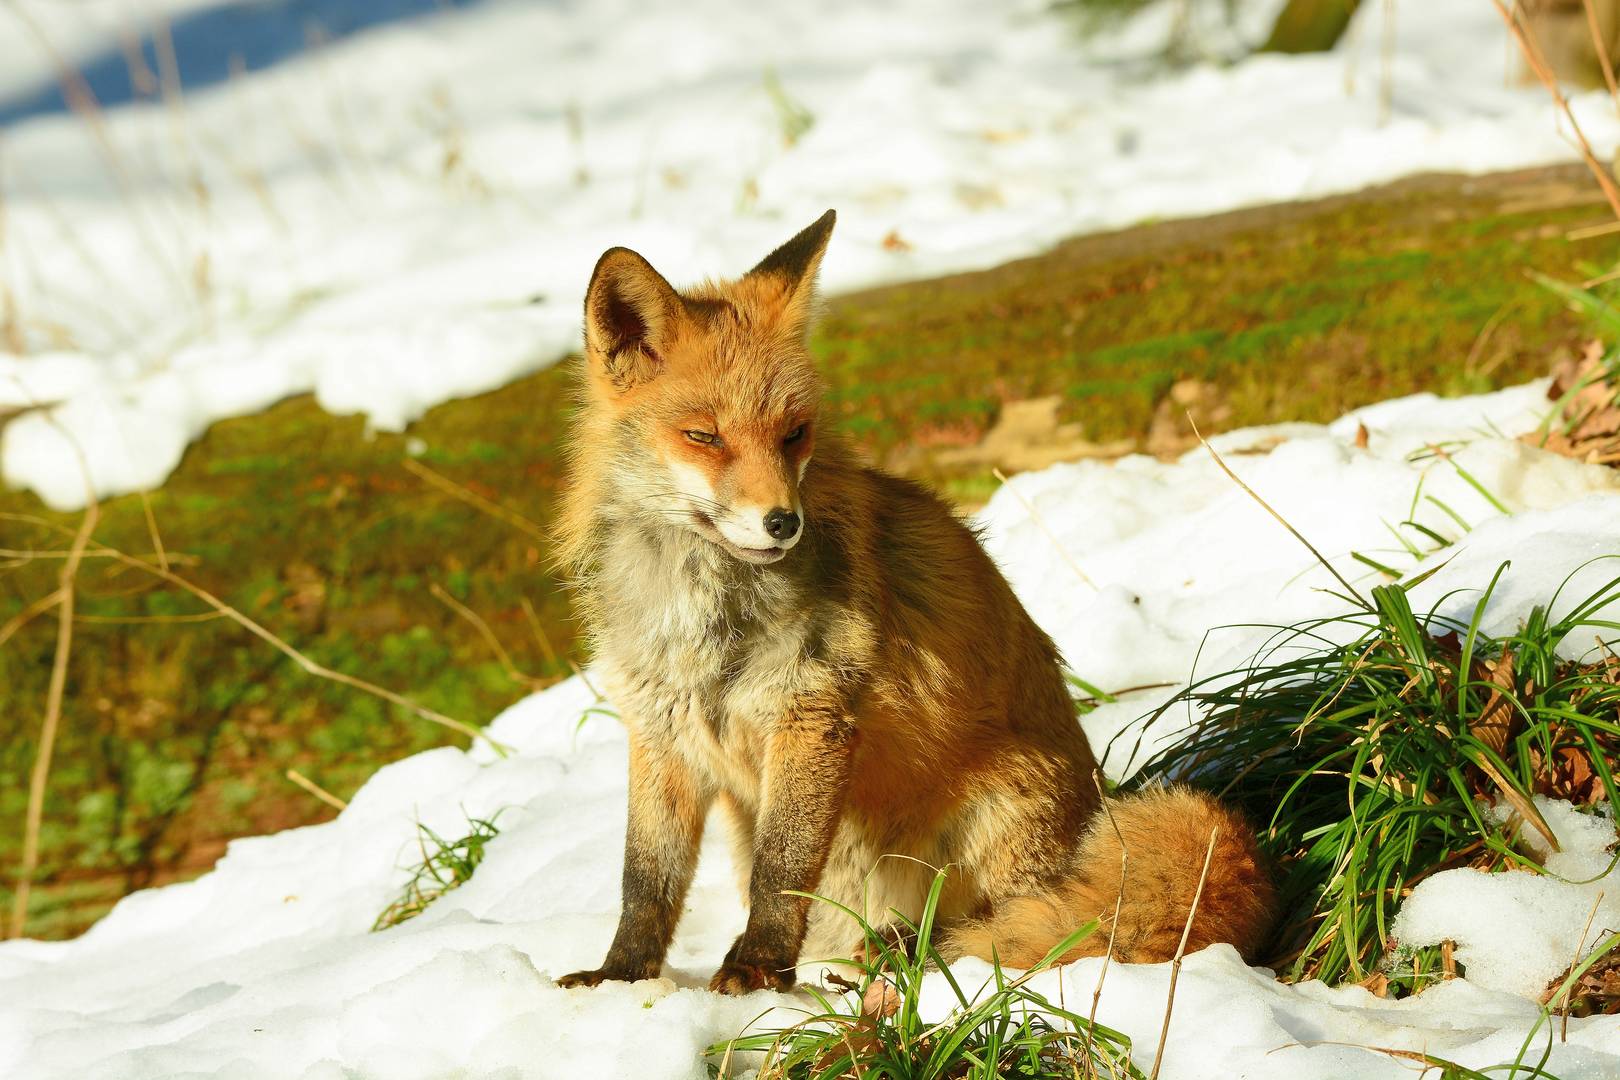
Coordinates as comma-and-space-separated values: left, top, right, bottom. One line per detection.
744, 209, 835, 335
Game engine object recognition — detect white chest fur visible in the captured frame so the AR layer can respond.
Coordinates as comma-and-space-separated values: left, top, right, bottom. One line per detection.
590, 523, 822, 796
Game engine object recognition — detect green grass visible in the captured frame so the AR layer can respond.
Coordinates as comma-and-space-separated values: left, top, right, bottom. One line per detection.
1118, 567, 1620, 988
815, 167, 1619, 491
709, 869, 1139, 1080
373, 812, 504, 931
710, 864, 1607, 1079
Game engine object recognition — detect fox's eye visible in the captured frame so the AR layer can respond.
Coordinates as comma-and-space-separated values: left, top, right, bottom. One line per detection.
684, 430, 719, 446
783, 425, 807, 445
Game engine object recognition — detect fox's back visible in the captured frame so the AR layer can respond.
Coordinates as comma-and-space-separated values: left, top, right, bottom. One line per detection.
800, 459, 1098, 828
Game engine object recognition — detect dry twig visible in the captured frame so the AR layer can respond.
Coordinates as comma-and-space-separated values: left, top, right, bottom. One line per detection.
286, 768, 349, 812
1493, 0, 1620, 220
992, 468, 1098, 590
8, 498, 98, 939
402, 457, 548, 544
1149, 826, 1219, 1080
1190, 416, 1369, 608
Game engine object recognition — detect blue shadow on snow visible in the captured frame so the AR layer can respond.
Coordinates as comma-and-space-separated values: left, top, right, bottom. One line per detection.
0, 0, 486, 129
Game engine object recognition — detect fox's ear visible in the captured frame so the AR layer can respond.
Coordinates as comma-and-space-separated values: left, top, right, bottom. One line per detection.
584, 247, 686, 391
744, 209, 835, 335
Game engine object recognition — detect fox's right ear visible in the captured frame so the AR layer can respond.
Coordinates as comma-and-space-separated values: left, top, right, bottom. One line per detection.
583, 247, 685, 392
743, 209, 835, 335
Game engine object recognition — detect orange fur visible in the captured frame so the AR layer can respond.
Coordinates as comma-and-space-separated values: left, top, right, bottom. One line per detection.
940, 787, 1275, 967
555, 212, 1275, 995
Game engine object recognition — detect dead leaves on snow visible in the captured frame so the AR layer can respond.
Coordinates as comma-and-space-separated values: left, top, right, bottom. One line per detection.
1525, 339, 1620, 464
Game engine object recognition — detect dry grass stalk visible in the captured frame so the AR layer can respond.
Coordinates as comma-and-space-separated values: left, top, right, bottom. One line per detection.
7, 496, 98, 939
7, 169, 143, 344
0, 588, 63, 648
1085, 772, 1127, 1078
1585, 0, 1620, 115
1, 0, 189, 294
991, 467, 1098, 590
1148, 825, 1219, 1080
116, 545, 499, 748
286, 768, 348, 811
149, 12, 215, 321
1, 512, 499, 752
520, 595, 601, 700
1463, 302, 1517, 381
139, 491, 170, 573
1559, 891, 1606, 1039
1493, 0, 1620, 220
1568, 218, 1620, 241
402, 457, 548, 544
430, 582, 559, 691
74, 610, 223, 625
1189, 415, 1370, 608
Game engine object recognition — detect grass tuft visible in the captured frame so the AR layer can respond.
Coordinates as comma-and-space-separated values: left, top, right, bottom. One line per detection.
1116, 565, 1620, 987
709, 867, 1140, 1080
372, 812, 503, 931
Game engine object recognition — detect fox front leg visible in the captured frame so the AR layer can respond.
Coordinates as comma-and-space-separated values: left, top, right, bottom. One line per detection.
710, 710, 855, 994
558, 734, 710, 988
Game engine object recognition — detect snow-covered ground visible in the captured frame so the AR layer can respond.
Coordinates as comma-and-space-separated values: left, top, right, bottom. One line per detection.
1, 0, 1618, 509
4, 382, 1620, 1079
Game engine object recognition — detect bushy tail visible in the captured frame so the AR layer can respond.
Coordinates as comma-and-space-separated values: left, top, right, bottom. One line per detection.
942, 787, 1276, 968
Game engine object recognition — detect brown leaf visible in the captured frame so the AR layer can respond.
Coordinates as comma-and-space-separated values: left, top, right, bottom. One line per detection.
1473, 747, 1560, 853
1528, 343, 1620, 465
1473, 649, 1517, 758
1358, 971, 1390, 998
1531, 743, 1603, 806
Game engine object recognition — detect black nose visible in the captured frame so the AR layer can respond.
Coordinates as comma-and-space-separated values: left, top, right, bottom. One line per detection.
764, 507, 800, 541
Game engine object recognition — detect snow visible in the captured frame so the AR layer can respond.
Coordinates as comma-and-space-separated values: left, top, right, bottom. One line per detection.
982, 383, 1620, 774
4, 0, 1620, 508
1396, 798, 1620, 999
6, 385, 1620, 1078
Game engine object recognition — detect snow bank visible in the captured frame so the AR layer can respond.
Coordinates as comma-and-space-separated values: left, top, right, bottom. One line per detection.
5, 384, 1620, 1078
3, 0, 1619, 508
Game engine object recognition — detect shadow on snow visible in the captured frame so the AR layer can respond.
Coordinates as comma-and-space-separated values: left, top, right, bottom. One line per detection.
0, 0, 488, 129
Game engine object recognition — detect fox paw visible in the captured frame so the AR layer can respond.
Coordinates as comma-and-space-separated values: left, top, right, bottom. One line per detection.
557, 966, 649, 989
709, 960, 795, 995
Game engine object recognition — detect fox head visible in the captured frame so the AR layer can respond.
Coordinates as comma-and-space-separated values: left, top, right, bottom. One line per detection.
576, 211, 836, 566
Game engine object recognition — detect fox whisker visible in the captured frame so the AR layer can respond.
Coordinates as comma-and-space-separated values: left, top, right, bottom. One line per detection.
640, 491, 728, 515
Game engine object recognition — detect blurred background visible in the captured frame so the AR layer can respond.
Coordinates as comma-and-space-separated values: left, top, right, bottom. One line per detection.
3, 0, 1619, 939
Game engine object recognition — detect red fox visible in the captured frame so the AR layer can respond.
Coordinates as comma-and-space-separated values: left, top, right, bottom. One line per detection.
555, 211, 1275, 995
